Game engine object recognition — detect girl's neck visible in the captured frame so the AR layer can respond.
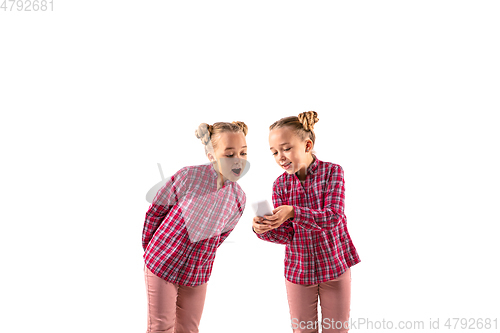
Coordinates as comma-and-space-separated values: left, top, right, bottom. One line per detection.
296, 154, 315, 182
216, 170, 226, 190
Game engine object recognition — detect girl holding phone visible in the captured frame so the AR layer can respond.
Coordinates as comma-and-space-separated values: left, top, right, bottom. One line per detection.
253, 111, 360, 333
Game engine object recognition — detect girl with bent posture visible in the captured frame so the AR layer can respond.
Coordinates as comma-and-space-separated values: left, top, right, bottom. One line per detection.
143, 121, 248, 333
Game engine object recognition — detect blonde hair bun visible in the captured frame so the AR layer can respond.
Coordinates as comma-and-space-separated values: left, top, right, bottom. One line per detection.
195, 123, 212, 146
231, 121, 248, 136
298, 111, 319, 131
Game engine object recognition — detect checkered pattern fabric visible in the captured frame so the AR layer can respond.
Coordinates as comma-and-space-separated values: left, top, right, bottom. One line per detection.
255, 156, 360, 284
143, 164, 245, 286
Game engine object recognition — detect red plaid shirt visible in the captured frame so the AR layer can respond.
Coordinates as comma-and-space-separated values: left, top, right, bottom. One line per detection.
255, 155, 360, 284
143, 164, 246, 286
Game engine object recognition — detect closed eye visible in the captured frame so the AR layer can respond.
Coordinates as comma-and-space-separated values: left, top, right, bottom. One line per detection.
226, 153, 247, 157
273, 147, 292, 155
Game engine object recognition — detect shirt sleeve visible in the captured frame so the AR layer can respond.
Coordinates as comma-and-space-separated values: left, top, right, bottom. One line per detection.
142, 168, 188, 251
292, 165, 346, 231
254, 179, 294, 245
217, 192, 246, 247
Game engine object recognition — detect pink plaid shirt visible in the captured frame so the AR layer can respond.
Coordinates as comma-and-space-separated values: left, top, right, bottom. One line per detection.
143, 163, 246, 286
255, 155, 361, 284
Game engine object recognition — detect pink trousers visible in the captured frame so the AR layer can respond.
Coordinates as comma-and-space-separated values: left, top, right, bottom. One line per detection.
144, 264, 208, 333
285, 268, 351, 333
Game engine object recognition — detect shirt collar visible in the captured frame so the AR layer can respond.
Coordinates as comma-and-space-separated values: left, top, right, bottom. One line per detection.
207, 163, 231, 187
292, 154, 319, 180
306, 154, 319, 175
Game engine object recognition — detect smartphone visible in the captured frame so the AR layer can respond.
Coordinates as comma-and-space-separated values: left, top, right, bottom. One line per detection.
251, 200, 273, 223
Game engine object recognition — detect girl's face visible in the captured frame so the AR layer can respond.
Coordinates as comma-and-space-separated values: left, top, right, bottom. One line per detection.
208, 131, 247, 182
269, 127, 313, 179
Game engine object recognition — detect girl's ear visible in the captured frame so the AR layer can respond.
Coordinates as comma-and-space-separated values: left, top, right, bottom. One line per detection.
305, 140, 312, 152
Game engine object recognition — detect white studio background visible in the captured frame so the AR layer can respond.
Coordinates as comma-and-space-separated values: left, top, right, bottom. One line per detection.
1, 1, 499, 333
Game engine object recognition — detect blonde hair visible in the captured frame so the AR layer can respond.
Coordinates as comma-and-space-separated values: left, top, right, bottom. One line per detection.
195, 121, 248, 156
269, 111, 319, 156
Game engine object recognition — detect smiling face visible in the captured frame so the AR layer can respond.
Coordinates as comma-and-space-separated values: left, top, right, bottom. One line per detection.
207, 131, 247, 183
269, 127, 314, 181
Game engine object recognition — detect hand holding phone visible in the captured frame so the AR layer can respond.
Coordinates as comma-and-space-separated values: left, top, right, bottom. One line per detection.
251, 200, 273, 224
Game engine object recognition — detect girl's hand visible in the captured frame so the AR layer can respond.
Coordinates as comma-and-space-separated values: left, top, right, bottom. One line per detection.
252, 216, 274, 234
263, 205, 294, 230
